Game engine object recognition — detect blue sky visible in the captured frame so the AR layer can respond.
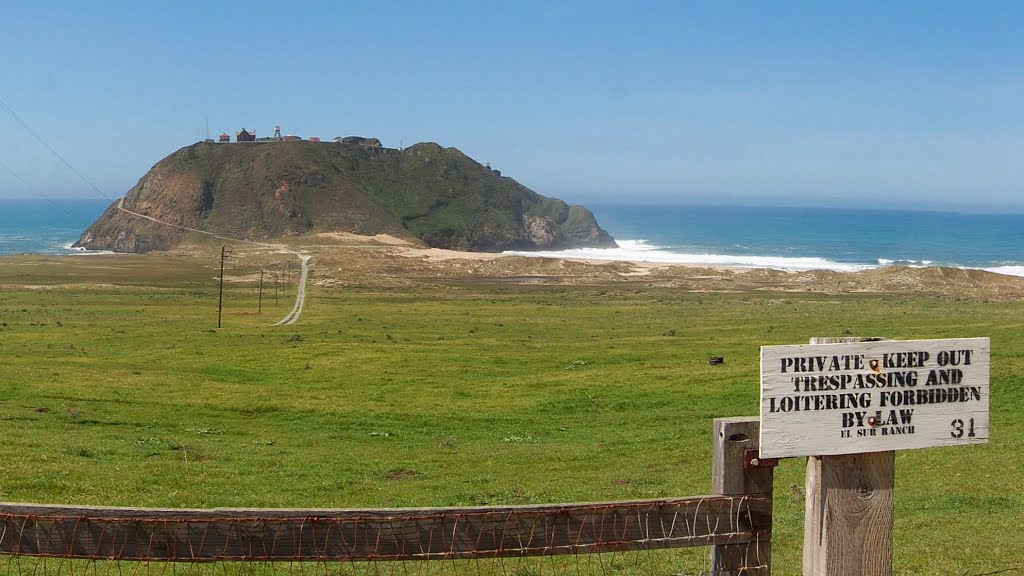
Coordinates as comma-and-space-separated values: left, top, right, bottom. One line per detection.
2, 1, 1022, 211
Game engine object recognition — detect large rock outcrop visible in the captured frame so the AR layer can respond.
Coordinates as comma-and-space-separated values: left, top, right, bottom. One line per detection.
76, 140, 617, 253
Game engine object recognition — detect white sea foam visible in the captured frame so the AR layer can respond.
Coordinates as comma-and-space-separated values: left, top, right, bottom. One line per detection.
507, 243, 1024, 278
979, 266, 1024, 278
62, 242, 116, 255
877, 258, 934, 268
877, 256, 1024, 278
880, 259, 1024, 278
504, 240, 876, 272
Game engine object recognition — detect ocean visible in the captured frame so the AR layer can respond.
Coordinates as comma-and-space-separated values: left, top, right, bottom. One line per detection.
2, 199, 1023, 277
514, 204, 1024, 277
0, 199, 112, 255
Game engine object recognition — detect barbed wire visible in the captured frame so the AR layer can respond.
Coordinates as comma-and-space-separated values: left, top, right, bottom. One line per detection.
0, 554, 765, 576
0, 497, 769, 575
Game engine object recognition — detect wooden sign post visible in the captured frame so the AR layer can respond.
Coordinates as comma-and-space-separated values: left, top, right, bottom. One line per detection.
759, 336, 990, 576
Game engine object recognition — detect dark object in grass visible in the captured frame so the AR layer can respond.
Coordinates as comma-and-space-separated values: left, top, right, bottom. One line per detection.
708, 356, 724, 366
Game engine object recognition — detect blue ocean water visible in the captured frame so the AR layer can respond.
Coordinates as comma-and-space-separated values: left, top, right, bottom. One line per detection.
0, 198, 111, 255
2, 199, 1023, 277
510, 204, 1024, 277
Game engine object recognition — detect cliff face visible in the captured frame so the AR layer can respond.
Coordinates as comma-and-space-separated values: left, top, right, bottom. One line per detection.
76, 141, 616, 253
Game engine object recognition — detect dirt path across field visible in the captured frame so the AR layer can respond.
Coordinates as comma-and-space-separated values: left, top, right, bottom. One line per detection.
117, 198, 312, 326
271, 254, 311, 326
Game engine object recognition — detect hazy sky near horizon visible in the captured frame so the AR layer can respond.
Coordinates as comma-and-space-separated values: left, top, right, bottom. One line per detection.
2, 1, 1022, 211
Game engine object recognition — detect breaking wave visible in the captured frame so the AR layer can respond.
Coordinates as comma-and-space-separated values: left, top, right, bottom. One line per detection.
62, 243, 116, 256
504, 240, 875, 272
980, 266, 1024, 278
506, 240, 1024, 277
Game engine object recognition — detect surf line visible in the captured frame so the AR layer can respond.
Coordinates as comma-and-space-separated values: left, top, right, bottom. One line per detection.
116, 198, 311, 326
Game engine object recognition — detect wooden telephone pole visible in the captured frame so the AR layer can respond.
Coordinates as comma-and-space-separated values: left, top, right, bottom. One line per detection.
217, 246, 231, 328
258, 269, 264, 315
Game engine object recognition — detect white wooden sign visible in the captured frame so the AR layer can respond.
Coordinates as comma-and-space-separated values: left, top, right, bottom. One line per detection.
760, 337, 989, 458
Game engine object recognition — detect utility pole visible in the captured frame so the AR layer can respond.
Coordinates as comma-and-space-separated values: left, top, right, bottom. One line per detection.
274, 272, 279, 307
258, 268, 264, 315
217, 246, 231, 328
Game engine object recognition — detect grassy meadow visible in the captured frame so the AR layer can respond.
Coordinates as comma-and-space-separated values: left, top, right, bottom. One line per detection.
0, 253, 1022, 574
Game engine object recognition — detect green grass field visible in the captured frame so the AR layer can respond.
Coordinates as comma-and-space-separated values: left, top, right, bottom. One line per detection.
1, 255, 1022, 573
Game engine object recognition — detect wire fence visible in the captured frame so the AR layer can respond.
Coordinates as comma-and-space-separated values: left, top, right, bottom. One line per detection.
0, 496, 770, 575
0, 553, 752, 576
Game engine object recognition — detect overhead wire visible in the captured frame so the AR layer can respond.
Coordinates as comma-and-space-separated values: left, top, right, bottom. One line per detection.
0, 94, 310, 324
0, 95, 114, 203
0, 155, 92, 224
0, 93, 269, 247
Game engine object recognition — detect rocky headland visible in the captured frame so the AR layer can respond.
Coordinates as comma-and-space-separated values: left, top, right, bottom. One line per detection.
76, 139, 616, 253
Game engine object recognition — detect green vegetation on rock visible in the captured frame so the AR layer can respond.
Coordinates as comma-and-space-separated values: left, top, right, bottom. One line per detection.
75, 141, 616, 253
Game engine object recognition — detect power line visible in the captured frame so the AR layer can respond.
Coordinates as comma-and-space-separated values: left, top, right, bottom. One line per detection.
0, 157, 80, 218
1, 97, 281, 248
0, 95, 114, 203
0, 95, 312, 325
0, 157, 36, 190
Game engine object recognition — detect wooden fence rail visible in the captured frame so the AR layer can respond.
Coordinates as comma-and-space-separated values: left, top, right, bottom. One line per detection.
0, 497, 768, 562
0, 418, 773, 573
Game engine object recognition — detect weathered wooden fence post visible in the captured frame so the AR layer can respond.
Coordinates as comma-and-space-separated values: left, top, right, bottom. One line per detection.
803, 451, 894, 574
803, 337, 894, 576
711, 416, 774, 576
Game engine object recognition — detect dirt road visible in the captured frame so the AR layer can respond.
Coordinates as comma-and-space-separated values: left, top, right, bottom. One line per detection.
117, 198, 312, 325
272, 254, 311, 326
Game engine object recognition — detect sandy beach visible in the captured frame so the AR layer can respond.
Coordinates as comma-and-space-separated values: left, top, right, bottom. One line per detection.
287, 232, 1024, 300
